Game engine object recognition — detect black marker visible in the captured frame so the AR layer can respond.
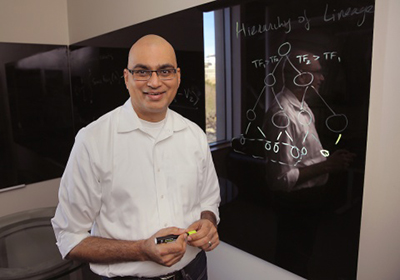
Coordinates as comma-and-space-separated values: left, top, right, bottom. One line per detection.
155, 234, 179, 244
155, 230, 197, 244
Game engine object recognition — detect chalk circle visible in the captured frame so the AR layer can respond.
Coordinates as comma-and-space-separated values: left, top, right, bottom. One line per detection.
294, 72, 314, 87
301, 147, 308, 156
325, 114, 348, 133
320, 149, 330, 157
290, 146, 300, 159
239, 135, 246, 145
272, 110, 290, 129
273, 142, 280, 153
297, 109, 313, 126
278, 42, 291, 57
264, 73, 276, 87
246, 109, 257, 121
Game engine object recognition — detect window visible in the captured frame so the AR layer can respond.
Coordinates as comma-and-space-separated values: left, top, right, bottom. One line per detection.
203, 9, 238, 145
203, 11, 217, 143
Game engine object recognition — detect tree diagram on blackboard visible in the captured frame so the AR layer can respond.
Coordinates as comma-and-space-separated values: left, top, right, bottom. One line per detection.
232, 42, 348, 168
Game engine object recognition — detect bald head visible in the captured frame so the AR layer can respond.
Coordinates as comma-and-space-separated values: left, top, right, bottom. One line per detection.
283, 49, 325, 94
127, 35, 177, 69
123, 34, 181, 122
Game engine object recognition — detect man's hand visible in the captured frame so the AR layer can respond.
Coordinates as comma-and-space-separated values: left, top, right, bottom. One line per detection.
325, 149, 356, 173
186, 211, 219, 251
142, 227, 188, 267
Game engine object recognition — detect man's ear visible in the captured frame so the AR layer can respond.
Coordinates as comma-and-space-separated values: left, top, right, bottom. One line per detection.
177, 67, 181, 86
297, 71, 312, 86
123, 69, 129, 88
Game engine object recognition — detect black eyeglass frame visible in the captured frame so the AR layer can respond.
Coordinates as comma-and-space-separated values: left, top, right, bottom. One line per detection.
126, 68, 178, 81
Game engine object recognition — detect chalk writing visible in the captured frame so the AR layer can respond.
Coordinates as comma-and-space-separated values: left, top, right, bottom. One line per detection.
324, 4, 374, 27
335, 134, 342, 145
297, 9, 310, 31
173, 88, 200, 109
296, 52, 341, 63
99, 54, 114, 61
232, 42, 348, 166
91, 70, 123, 86
252, 50, 341, 69
251, 56, 280, 68
236, 17, 291, 38
236, 3, 374, 39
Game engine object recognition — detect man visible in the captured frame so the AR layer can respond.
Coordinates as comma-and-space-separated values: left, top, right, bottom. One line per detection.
263, 49, 355, 277
51, 34, 221, 280
264, 49, 354, 193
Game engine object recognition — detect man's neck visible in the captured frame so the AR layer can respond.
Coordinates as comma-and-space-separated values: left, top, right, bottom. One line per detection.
286, 85, 304, 102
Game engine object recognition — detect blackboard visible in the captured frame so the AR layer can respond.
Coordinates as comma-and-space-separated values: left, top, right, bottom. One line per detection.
207, 0, 375, 279
70, 46, 205, 132
0, 1, 376, 279
230, 1, 374, 160
0, 6, 206, 190
1, 46, 74, 190
69, 6, 206, 131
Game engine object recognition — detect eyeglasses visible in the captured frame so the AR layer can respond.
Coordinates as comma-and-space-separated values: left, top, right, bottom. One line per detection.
126, 68, 177, 81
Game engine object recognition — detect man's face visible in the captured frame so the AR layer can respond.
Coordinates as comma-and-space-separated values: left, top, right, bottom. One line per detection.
124, 40, 180, 122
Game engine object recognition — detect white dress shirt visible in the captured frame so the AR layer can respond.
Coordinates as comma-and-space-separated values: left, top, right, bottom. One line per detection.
264, 88, 328, 192
51, 99, 221, 277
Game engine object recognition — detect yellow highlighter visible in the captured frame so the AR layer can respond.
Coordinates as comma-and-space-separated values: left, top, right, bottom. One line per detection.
155, 230, 197, 244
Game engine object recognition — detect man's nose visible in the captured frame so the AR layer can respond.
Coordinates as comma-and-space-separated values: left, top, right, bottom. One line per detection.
147, 72, 162, 87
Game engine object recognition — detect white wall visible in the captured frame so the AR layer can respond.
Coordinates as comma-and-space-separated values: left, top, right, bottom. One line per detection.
0, 0, 215, 45
357, 0, 400, 279
67, 0, 215, 44
0, 0, 400, 279
207, 242, 304, 280
0, 178, 60, 217
0, 0, 69, 45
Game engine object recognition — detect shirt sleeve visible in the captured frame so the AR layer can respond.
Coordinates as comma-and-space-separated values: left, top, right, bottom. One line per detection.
51, 128, 102, 259
264, 115, 327, 192
199, 134, 221, 224
267, 159, 300, 192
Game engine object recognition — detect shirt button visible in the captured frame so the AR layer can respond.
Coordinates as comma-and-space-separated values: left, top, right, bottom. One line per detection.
164, 223, 168, 227
161, 195, 164, 199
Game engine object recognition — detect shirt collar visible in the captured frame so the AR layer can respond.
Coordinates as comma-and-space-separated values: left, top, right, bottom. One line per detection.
117, 98, 187, 133
282, 87, 309, 110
